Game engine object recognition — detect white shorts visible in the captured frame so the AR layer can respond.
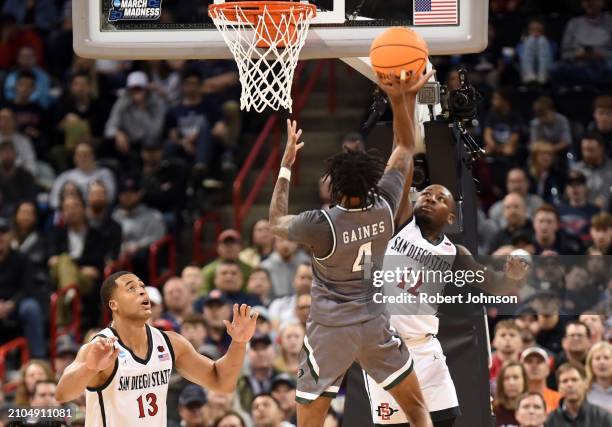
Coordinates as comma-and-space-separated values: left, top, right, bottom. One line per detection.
364, 336, 460, 425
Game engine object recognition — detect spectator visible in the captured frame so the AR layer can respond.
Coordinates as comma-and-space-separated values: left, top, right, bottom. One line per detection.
104, 71, 166, 165
484, 89, 523, 189
212, 260, 261, 307
294, 293, 311, 329
52, 72, 106, 166
181, 264, 204, 298
555, 321, 592, 374
177, 384, 207, 427
86, 180, 122, 264
10, 201, 46, 278
5, 70, 48, 156
585, 95, 612, 158
0, 107, 37, 175
201, 289, 232, 355
562, 266, 599, 314
29, 380, 59, 408
0, 217, 44, 358
237, 333, 278, 412
519, 19, 553, 84
251, 393, 293, 427
50, 142, 116, 210
48, 194, 104, 305
270, 374, 297, 425
14, 360, 54, 406
557, 170, 599, 245
490, 320, 525, 381
148, 60, 185, 108
2, 0, 58, 32
489, 168, 544, 228
253, 306, 274, 338
532, 204, 584, 254
528, 141, 565, 205
0, 13, 44, 70
521, 347, 561, 413
269, 263, 312, 329
273, 321, 304, 376
530, 97, 571, 155
161, 277, 194, 330
145, 285, 163, 325
112, 176, 166, 277
579, 313, 606, 344
515, 392, 547, 427
246, 267, 273, 307
0, 139, 36, 218
489, 193, 534, 253
574, 134, 612, 209
52, 335, 78, 381
551, 0, 612, 88
140, 139, 189, 225
494, 361, 528, 426
180, 313, 208, 352
532, 292, 565, 354
546, 363, 612, 426
202, 389, 247, 427
240, 219, 275, 268
585, 341, 612, 413
589, 212, 612, 254
213, 411, 246, 427
164, 68, 228, 174
201, 229, 253, 294
3, 45, 51, 107
261, 238, 310, 298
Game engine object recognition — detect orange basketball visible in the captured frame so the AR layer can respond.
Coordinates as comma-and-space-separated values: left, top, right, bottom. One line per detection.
369, 27, 429, 77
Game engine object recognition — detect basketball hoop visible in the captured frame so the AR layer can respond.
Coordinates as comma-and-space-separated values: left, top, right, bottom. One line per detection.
209, 1, 316, 112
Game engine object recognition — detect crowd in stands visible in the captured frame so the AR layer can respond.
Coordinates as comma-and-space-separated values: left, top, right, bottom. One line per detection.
0, 1, 610, 427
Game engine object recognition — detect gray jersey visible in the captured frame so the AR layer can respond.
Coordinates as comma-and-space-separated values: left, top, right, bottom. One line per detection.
288, 170, 404, 326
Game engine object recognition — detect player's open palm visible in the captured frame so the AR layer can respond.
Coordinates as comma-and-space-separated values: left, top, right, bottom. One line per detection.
224, 304, 258, 344
86, 336, 120, 371
377, 69, 435, 99
281, 119, 304, 168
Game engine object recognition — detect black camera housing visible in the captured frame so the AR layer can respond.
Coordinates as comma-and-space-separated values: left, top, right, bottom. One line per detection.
448, 68, 478, 122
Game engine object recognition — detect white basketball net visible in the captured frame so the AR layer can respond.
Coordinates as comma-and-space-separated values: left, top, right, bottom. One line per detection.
210, 3, 315, 112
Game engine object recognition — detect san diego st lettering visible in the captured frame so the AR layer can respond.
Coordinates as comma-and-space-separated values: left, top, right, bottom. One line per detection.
117, 369, 172, 391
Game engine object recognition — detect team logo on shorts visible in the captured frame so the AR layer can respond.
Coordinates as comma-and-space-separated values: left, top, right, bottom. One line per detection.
108, 0, 162, 22
376, 403, 399, 421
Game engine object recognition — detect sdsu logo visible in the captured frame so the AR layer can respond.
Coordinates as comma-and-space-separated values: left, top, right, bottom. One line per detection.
376, 403, 398, 421
109, 0, 162, 22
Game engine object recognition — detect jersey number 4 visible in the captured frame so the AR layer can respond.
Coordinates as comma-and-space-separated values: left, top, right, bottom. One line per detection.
352, 242, 372, 272
136, 393, 158, 418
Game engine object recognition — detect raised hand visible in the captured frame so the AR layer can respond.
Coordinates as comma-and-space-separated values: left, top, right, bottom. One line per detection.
280, 119, 304, 168
376, 69, 436, 100
223, 304, 258, 344
86, 336, 120, 371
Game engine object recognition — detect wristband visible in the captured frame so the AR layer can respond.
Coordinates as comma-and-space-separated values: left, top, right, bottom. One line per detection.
278, 167, 291, 181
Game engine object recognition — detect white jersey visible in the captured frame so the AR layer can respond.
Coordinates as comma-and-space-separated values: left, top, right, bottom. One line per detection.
383, 216, 457, 338
85, 324, 174, 427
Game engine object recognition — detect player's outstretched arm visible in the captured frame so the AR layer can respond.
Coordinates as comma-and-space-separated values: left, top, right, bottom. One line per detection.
378, 70, 434, 223
269, 119, 304, 239
56, 336, 119, 403
169, 304, 258, 393
454, 245, 529, 295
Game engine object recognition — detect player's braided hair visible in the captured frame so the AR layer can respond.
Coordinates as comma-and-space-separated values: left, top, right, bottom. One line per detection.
322, 149, 386, 209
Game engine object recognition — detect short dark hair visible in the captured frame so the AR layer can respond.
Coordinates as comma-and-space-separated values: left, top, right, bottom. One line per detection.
556, 362, 587, 383
251, 393, 281, 410
516, 391, 547, 413
101, 271, 130, 315
212, 411, 246, 427
534, 203, 559, 221
564, 320, 591, 339
218, 259, 241, 269
71, 71, 91, 83
32, 379, 57, 395
322, 149, 386, 209
250, 267, 271, 281
17, 70, 36, 82
181, 68, 203, 82
182, 313, 207, 329
581, 132, 605, 146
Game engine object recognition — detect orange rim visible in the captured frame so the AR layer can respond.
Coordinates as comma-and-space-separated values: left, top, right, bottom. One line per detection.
209, 1, 316, 25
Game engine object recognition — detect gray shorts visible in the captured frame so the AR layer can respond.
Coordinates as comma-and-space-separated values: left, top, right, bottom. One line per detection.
296, 314, 414, 404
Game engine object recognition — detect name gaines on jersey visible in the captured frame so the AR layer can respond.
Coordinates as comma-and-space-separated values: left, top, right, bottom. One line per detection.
342, 221, 386, 244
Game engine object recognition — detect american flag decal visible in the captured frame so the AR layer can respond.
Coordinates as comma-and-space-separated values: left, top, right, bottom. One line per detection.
414, 0, 458, 26
159, 353, 170, 361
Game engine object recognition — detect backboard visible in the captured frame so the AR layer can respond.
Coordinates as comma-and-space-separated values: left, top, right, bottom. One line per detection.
73, 0, 488, 60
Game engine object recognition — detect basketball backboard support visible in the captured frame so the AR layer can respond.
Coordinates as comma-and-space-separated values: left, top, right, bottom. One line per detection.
73, 1, 488, 60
